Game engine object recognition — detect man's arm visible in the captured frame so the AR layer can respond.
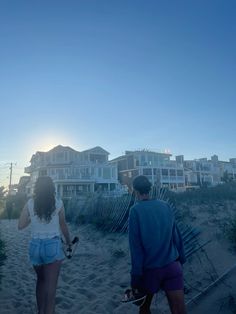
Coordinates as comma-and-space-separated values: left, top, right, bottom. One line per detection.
128, 207, 144, 288
173, 222, 186, 264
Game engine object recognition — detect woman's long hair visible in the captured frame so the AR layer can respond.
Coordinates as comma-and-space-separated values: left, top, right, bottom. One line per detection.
33, 176, 56, 222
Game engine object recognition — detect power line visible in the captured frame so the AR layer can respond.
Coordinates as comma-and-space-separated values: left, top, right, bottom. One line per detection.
0, 162, 17, 192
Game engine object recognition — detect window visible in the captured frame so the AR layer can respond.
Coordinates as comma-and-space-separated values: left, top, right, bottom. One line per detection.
56, 152, 64, 161
103, 167, 111, 179
177, 170, 183, 176
39, 169, 47, 176
143, 168, 152, 175
56, 169, 64, 177
170, 169, 176, 176
148, 156, 152, 166
153, 168, 159, 175
81, 168, 89, 178
110, 183, 116, 191
112, 167, 116, 178
141, 155, 145, 165
98, 168, 102, 177
90, 154, 106, 163
161, 169, 168, 176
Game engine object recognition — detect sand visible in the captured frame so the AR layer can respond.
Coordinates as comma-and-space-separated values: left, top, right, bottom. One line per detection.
0, 220, 142, 314
0, 211, 236, 314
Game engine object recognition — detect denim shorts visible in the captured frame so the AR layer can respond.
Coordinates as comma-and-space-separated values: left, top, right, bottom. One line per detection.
29, 237, 64, 266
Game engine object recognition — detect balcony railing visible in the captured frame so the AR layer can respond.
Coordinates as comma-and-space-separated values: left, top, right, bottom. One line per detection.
161, 176, 184, 182
24, 166, 32, 173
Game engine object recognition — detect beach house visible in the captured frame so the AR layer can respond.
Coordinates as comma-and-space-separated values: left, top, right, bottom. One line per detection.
110, 150, 185, 192
24, 145, 121, 198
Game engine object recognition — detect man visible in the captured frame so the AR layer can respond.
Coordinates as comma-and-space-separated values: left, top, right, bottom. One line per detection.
128, 175, 187, 314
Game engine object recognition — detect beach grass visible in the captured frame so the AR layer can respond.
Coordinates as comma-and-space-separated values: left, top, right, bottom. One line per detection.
0, 199, 5, 217
225, 218, 236, 248
0, 193, 26, 219
168, 181, 236, 206
0, 236, 7, 287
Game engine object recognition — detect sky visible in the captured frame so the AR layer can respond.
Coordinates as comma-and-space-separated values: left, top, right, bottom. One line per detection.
0, 0, 236, 187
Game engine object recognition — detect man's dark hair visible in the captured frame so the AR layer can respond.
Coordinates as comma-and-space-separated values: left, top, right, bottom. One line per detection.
132, 175, 152, 195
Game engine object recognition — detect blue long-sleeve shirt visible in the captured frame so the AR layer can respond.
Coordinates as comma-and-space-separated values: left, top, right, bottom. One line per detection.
128, 199, 186, 277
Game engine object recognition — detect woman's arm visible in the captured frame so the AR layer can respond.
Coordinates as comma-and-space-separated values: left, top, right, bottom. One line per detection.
18, 203, 31, 230
59, 205, 71, 245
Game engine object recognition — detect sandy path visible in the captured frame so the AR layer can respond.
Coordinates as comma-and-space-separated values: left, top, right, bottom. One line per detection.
0, 220, 166, 314
187, 264, 236, 314
2, 219, 235, 313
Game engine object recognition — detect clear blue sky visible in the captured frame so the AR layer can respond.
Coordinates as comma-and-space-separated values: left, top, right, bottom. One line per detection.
0, 0, 236, 186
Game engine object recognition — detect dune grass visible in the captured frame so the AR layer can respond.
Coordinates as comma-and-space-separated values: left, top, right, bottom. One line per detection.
0, 236, 7, 287
167, 182, 236, 206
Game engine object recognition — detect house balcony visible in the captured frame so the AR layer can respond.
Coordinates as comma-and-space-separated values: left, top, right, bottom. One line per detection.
52, 174, 93, 182
161, 176, 185, 183
24, 166, 32, 174
51, 173, 118, 184
159, 163, 184, 169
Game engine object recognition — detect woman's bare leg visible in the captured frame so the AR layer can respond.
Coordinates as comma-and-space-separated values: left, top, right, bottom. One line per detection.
165, 290, 187, 314
34, 265, 45, 314
43, 260, 62, 314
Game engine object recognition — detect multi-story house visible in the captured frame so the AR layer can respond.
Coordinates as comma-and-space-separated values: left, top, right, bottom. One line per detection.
183, 158, 216, 187
23, 146, 236, 197
25, 145, 121, 198
183, 155, 236, 188
218, 158, 236, 182
109, 150, 185, 192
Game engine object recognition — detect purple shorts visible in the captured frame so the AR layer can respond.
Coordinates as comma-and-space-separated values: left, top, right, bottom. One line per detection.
142, 261, 184, 294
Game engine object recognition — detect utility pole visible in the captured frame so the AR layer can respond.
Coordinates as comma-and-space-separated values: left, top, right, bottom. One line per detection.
9, 162, 13, 193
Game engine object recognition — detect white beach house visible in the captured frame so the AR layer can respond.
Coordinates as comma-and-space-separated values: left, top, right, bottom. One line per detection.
25, 145, 121, 198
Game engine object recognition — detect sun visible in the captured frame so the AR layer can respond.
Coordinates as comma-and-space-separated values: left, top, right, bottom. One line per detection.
27, 132, 76, 155
37, 137, 62, 152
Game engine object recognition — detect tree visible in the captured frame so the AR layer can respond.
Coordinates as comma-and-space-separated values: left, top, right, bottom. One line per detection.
221, 170, 233, 183
0, 186, 6, 199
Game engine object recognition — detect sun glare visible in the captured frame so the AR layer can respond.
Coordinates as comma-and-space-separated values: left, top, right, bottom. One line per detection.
37, 138, 61, 152
27, 132, 76, 157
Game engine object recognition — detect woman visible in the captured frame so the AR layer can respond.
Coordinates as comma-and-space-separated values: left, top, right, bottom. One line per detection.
18, 176, 71, 314
128, 175, 187, 314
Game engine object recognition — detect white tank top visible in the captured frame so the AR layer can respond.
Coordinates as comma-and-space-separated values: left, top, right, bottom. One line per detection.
27, 198, 63, 239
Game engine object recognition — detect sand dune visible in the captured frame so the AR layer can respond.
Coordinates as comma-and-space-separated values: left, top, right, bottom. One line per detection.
1, 216, 236, 314
0, 220, 142, 314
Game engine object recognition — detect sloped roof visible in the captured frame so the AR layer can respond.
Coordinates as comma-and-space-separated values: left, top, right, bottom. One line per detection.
48, 145, 79, 153
81, 146, 110, 155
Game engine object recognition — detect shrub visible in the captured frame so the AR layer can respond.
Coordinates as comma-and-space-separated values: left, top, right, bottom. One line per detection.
0, 193, 27, 219
167, 182, 236, 206
225, 218, 236, 248
0, 200, 5, 217
0, 237, 6, 286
